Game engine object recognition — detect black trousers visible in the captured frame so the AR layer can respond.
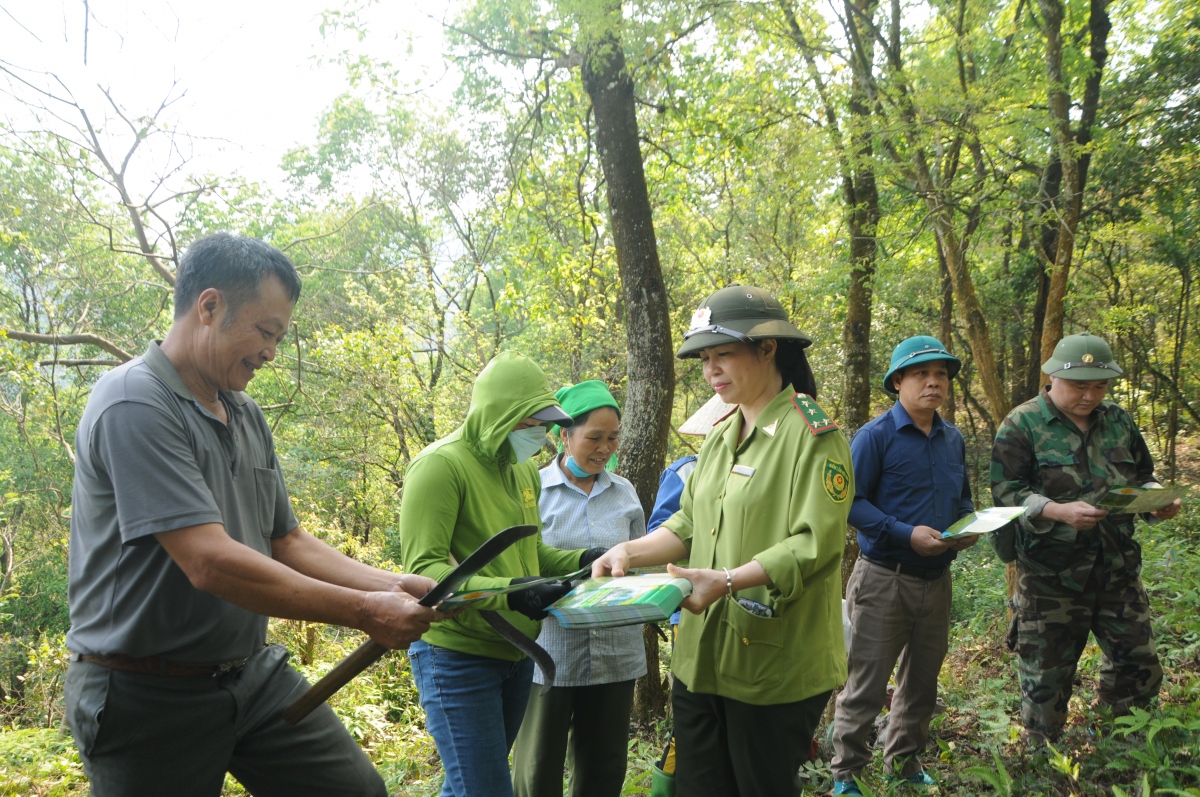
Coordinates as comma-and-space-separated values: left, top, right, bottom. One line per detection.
511, 679, 637, 797
672, 678, 831, 797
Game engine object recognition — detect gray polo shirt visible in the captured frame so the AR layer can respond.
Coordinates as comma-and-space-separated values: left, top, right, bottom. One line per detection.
67, 342, 298, 664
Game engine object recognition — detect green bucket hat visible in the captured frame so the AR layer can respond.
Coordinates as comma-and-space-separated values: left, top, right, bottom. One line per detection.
1042, 333, 1123, 380
882, 335, 961, 395
676, 285, 812, 359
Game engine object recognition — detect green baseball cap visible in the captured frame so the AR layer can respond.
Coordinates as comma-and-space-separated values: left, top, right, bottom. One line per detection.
1042, 333, 1123, 380
676, 285, 812, 359
882, 335, 961, 395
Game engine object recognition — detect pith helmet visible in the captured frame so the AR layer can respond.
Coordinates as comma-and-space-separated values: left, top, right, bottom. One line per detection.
882, 336, 961, 395
676, 285, 812, 359
1042, 333, 1123, 380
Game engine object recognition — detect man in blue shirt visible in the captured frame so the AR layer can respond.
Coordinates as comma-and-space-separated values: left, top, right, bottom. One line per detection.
831, 336, 975, 794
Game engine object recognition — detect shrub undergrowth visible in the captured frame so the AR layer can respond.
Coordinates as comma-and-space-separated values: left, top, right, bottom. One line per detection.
1, 510, 1197, 795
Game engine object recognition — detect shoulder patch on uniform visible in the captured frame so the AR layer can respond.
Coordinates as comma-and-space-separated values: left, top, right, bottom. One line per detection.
823, 458, 850, 503
792, 393, 839, 435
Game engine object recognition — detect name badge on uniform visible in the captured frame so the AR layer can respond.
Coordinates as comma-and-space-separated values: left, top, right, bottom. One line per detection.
732, 464, 756, 477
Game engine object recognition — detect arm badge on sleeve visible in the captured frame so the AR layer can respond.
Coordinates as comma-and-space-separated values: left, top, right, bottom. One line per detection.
823, 458, 850, 503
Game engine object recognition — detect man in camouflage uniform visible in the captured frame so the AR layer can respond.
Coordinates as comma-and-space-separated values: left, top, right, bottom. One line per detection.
991, 333, 1182, 741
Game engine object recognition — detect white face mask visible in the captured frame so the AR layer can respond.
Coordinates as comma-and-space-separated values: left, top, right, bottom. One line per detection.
507, 426, 547, 463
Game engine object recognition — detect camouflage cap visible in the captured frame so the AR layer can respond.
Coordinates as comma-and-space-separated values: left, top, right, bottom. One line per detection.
676, 285, 812, 359
1042, 333, 1123, 380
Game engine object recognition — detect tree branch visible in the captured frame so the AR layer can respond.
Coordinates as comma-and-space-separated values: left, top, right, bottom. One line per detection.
37, 359, 122, 367
3, 330, 134, 362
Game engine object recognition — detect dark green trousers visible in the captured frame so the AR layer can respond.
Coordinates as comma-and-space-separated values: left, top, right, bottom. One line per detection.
511, 679, 636, 797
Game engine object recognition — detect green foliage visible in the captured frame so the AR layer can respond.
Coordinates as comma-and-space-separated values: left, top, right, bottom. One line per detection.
0, 728, 85, 796
965, 748, 1014, 796
1, 0, 1199, 792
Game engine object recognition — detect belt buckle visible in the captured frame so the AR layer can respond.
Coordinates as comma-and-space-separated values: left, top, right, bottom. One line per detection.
212, 658, 248, 678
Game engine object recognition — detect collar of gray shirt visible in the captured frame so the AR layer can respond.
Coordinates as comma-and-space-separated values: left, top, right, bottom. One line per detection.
144, 341, 250, 411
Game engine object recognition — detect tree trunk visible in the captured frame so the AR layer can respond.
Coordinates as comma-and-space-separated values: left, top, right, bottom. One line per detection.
913, 173, 1011, 421
939, 247, 956, 425
842, 210, 875, 435
839, 0, 881, 438
1027, 229, 1051, 398
838, 84, 878, 593
580, 5, 674, 724
1037, 0, 1111, 366
1038, 0, 1081, 365
777, 0, 880, 590
865, 22, 1010, 421
1075, 0, 1112, 212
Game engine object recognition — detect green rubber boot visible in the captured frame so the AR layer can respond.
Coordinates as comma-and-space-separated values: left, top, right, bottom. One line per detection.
651, 764, 677, 797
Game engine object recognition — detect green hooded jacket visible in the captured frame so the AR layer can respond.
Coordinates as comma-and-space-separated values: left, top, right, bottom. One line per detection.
398, 351, 584, 660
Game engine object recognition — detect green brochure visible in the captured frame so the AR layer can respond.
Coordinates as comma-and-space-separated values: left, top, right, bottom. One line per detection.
1095, 485, 1185, 514
941, 506, 1027, 539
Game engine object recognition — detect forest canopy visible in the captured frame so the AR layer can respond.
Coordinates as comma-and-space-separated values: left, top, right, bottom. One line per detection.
0, 0, 1197, 793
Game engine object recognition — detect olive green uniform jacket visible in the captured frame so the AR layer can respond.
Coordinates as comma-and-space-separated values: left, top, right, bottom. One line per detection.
398, 352, 583, 661
662, 388, 851, 705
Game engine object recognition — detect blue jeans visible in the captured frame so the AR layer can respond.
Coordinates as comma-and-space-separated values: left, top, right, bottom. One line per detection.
408, 640, 535, 797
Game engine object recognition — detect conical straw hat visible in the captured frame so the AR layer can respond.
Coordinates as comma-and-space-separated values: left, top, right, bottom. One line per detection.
678, 393, 737, 436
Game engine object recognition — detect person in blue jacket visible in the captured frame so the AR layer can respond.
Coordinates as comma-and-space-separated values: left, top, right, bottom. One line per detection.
648, 456, 698, 531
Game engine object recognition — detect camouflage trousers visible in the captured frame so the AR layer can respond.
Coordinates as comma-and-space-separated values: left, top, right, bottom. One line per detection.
1008, 561, 1163, 739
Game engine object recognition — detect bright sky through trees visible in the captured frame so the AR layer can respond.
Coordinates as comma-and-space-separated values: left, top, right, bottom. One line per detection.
0, 0, 451, 188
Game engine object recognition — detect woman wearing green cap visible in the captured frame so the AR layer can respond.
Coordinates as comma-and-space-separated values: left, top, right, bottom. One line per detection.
398, 352, 607, 797
590, 286, 852, 797
511, 380, 647, 797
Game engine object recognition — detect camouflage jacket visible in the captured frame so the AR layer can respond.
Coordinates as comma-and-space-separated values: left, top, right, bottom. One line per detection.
990, 388, 1157, 591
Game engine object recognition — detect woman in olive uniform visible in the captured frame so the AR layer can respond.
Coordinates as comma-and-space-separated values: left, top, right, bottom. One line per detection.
590, 286, 852, 797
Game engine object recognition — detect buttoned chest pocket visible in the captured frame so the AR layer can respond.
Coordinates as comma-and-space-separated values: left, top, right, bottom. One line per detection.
254, 468, 280, 540
1104, 447, 1139, 485
1035, 450, 1079, 500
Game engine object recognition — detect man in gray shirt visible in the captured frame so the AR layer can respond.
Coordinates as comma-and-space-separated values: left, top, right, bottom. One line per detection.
65, 232, 442, 797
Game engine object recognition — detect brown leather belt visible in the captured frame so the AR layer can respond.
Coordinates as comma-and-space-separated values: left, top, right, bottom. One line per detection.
73, 652, 248, 678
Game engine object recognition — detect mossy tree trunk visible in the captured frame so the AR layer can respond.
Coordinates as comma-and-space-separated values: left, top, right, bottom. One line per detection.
580, 1, 674, 724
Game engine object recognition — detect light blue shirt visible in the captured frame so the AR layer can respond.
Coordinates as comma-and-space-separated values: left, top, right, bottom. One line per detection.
534, 457, 648, 686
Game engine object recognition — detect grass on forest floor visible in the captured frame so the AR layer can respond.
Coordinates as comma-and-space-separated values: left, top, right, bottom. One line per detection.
3, 511, 1199, 797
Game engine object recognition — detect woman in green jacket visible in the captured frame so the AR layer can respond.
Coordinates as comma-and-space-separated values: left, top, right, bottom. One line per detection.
399, 351, 602, 797
591, 286, 852, 797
